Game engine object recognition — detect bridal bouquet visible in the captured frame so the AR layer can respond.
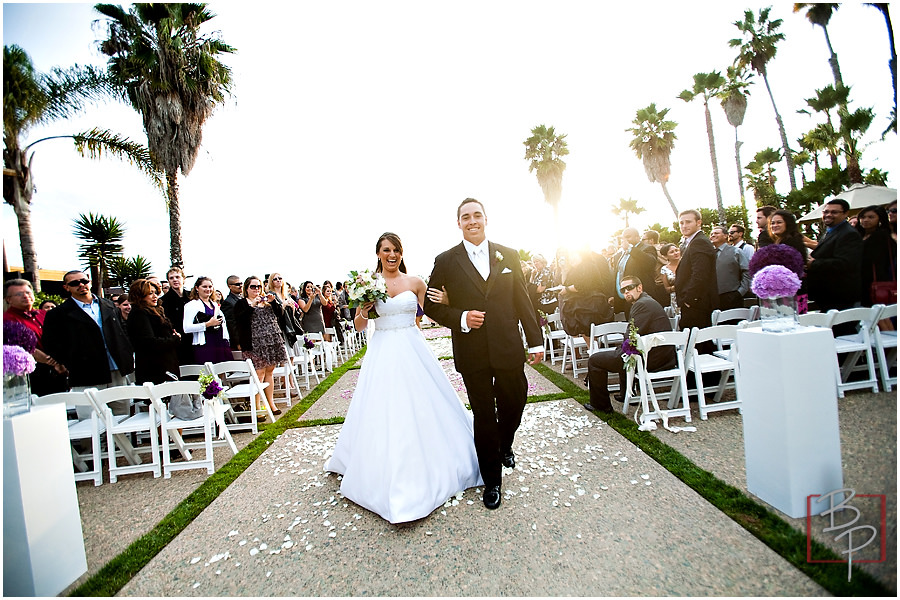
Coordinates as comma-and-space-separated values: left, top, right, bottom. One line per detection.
346, 269, 388, 319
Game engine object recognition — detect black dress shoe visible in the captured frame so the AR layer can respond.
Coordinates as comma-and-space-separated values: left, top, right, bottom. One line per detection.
483, 485, 501, 509
501, 450, 515, 469
584, 402, 613, 413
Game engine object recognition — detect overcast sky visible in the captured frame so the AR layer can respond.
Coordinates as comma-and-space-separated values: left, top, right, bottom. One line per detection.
3, 1, 897, 291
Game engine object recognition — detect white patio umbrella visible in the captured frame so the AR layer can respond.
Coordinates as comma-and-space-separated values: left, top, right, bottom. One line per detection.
798, 183, 898, 223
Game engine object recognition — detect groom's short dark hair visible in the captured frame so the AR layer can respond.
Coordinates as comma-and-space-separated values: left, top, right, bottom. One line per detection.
457, 197, 486, 219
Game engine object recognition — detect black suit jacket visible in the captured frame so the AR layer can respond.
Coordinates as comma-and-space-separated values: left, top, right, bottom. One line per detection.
126, 306, 181, 384
42, 297, 135, 387
675, 232, 718, 313
221, 292, 242, 348
807, 220, 863, 309
161, 289, 192, 362
616, 242, 662, 313
424, 241, 542, 373
630, 293, 677, 371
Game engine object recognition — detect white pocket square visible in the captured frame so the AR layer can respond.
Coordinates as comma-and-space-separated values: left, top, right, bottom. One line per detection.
501, 268, 512, 274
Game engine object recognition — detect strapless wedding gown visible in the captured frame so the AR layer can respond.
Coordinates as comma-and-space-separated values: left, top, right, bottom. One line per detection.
325, 290, 483, 523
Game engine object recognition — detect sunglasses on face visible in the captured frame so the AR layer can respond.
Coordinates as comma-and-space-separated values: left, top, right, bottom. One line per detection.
620, 283, 639, 294
272, 277, 282, 281
248, 284, 262, 290
889, 208, 898, 214
66, 279, 91, 287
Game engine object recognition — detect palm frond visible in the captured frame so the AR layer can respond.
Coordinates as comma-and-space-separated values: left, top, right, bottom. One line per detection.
72, 128, 165, 194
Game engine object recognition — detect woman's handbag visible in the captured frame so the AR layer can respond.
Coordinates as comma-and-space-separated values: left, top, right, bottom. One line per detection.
870, 243, 897, 305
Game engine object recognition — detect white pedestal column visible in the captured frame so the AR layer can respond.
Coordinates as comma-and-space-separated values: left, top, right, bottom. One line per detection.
3, 403, 87, 596
736, 326, 844, 518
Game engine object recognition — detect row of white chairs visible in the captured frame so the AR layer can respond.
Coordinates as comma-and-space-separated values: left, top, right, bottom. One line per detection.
33, 379, 239, 486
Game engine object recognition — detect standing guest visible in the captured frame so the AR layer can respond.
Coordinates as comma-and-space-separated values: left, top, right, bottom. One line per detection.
529, 254, 557, 316
42, 270, 134, 417
641, 229, 660, 248
885, 200, 897, 241
221, 275, 243, 349
807, 199, 863, 318
855, 205, 895, 307
234, 276, 286, 416
657, 243, 681, 312
38, 299, 57, 311
183, 276, 233, 364
126, 278, 181, 384
768, 209, 809, 265
160, 280, 170, 294
146, 276, 163, 305
584, 275, 675, 412
321, 281, 342, 345
214, 289, 224, 303
674, 209, 718, 334
267, 272, 301, 347
755, 206, 777, 248
113, 294, 132, 320
161, 266, 192, 364
298, 280, 327, 335
710, 226, 751, 311
4, 279, 66, 395
623, 227, 667, 310
727, 224, 755, 263
335, 281, 351, 320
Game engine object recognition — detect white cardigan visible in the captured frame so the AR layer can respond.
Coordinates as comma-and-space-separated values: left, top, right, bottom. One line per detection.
183, 299, 230, 346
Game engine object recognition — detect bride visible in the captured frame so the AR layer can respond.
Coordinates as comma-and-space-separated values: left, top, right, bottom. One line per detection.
325, 232, 483, 524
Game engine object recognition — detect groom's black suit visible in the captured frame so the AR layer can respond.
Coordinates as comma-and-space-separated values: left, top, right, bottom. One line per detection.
425, 241, 542, 488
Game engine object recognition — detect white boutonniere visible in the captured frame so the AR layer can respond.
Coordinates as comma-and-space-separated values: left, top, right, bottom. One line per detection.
494, 250, 504, 263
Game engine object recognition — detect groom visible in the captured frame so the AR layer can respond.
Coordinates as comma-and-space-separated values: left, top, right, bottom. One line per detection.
425, 198, 544, 510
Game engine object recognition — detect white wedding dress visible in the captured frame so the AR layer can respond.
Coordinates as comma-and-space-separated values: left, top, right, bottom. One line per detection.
325, 290, 483, 523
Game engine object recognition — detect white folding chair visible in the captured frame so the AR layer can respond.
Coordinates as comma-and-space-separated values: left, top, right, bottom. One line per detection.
561, 331, 589, 377
831, 306, 881, 395
544, 311, 568, 365
148, 381, 237, 478
205, 359, 272, 434
710, 307, 759, 352
797, 309, 837, 328
290, 340, 314, 390
685, 325, 741, 420
86, 385, 161, 483
872, 304, 897, 392
624, 331, 692, 426
179, 364, 207, 379
587, 321, 628, 355
272, 345, 301, 407
32, 391, 115, 486
324, 327, 346, 363
305, 332, 329, 375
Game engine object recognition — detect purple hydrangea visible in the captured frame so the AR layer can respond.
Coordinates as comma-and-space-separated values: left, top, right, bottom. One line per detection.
303, 336, 315, 349
3, 321, 37, 354
751, 265, 802, 299
749, 244, 805, 279
3, 345, 36, 376
201, 380, 223, 399
621, 337, 640, 357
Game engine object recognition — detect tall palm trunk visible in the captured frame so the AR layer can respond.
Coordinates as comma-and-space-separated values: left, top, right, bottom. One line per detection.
703, 98, 725, 224
762, 71, 797, 191
733, 132, 747, 223
821, 26, 844, 88
166, 170, 184, 269
4, 146, 41, 292
659, 182, 678, 220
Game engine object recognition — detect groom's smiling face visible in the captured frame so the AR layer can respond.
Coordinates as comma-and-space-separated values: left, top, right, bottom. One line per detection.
458, 201, 487, 245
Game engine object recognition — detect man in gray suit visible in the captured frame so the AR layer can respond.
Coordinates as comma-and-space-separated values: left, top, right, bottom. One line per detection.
710, 226, 750, 311
584, 275, 675, 412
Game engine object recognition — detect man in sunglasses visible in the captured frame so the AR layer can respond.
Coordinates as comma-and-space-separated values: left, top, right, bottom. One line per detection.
584, 275, 675, 412
42, 270, 135, 416
221, 275, 243, 349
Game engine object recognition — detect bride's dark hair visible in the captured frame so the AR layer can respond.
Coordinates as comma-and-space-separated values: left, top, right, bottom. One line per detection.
375, 232, 407, 274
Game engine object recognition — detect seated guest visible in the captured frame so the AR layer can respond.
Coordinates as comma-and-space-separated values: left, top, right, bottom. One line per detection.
585, 275, 675, 412
529, 253, 557, 316
558, 247, 614, 347
767, 209, 809, 265
183, 276, 233, 364
855, 205, 894, 307
126, 278, 181, 385
710, 226, 750, 311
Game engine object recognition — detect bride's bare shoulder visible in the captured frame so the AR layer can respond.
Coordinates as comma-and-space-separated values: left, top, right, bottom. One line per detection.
405, 274, 426, 294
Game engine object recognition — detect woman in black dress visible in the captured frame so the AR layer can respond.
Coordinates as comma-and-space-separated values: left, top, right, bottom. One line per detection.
126, 278, 181, 385
855, 205, 895, 307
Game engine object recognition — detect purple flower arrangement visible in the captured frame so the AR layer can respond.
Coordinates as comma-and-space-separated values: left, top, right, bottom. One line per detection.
620, 319, 643, 371
303, 336, 316, 350
750, 265, 802, 299
749, 244, 805, 279
3, 321, 37, 353
3, 345, 36, 376
201, 379, 224, 400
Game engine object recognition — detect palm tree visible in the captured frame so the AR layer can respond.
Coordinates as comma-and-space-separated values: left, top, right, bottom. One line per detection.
865, 3, 896, 134
72, 213, 125, 296
3, 44, 160, 291
838, 106, 875, 184
796, 134, 821, 173
794, 3, 843, 87
745, 147, 782, 206
611, 197, 646, 227
626, 103, 679, 218
523, 124, 569, 246
803, 122, 841, 168
95, 3, 235, 269
107, 255, 153, 289
718, 65, 753, 223
730, 7, 797, 191
678, 71, 727, 224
